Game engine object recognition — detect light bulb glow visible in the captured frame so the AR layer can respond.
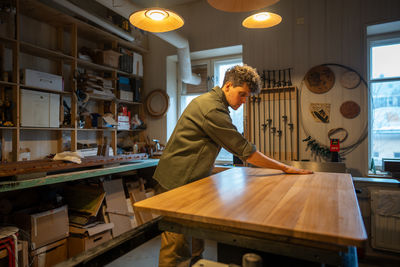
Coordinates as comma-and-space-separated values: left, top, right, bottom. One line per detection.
145, 9, 169, 21
254, 12, 270, 21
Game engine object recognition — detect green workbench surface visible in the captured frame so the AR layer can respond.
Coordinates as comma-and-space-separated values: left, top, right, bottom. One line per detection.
0, 159, 159, 192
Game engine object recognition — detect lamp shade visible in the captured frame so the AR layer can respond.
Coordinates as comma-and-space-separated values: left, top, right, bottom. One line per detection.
242, 12, 282, 28
129, 8, 184, 33
207, 0, 279, 12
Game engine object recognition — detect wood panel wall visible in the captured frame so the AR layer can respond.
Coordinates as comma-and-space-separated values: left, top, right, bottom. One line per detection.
145, 0, 400, 176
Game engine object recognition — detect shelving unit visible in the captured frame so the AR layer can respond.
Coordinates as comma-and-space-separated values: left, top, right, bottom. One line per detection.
0, 0, 148, 162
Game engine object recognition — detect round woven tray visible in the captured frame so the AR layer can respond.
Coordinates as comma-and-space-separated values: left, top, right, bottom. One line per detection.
304, 65, 335, 94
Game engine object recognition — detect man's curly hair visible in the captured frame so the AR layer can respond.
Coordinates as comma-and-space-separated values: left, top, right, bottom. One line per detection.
223, 65, 261, 94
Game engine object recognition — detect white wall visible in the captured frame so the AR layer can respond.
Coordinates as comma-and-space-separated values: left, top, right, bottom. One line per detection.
143, 0, 400, 176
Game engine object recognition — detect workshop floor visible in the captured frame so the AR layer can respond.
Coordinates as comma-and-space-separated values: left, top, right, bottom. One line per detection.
105, 235, 218, 266
105, 235, 400, 267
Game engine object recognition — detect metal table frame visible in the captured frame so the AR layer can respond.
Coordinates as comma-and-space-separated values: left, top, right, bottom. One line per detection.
159, 218, 358, 267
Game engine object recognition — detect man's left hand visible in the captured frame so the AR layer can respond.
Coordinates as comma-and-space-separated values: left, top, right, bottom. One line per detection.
283, 166, 313, 174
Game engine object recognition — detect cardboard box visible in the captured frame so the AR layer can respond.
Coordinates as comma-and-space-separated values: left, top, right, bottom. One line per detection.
31, 239, 67, 267
21, 69, 63, 91
14, 205, 69, 249
96, 50, 121, 68
20, 89, 60, 127
68, 223, 113, 257
103, 179, 132, 237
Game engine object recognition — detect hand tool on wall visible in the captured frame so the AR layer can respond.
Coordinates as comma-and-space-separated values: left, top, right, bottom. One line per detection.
282, 69, 287, 87
282, 88, 288, 160
267, 91, 272, 156
262, 93, 266, 154
287, 68, 292, 86
261, 70, 266, 89
277, 70, 282, 87
288, 88, 294, 160
272, 70, 276, 88
257, 95, 261, 151
277, 85, 282, 160
271, 89, 276, 158
267, 70, 271, 88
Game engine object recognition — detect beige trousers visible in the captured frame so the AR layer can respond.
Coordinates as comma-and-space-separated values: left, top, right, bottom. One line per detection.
158, 231, 204, 267
155, 184, 205, 267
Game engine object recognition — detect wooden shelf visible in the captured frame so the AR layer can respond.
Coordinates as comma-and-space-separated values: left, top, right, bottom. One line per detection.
77, 58, 117, 73
0, 81, 17, 86
117, 69, 143, 79
20, 41, 74, 61
117, 99, 142, 105
1, 0, 147, 163
87, 94, 116, 102
117, 129, 144, 132
0, 36, 17, 50
77, 59, 143, 80
20, 85, 72, 95
77, 128, 116, 131
20, 127, 74, 131
0, 159, 159, 192
19, 0, 147, 53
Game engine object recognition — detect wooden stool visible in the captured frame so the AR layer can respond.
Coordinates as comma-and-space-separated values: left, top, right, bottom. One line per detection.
0, 227, 19, 267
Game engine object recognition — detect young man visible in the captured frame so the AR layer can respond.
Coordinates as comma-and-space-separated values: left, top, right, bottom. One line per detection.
153, 65, 312, 267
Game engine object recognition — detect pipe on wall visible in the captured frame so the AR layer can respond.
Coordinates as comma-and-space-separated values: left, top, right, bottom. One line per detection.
53, 0, 135, 42
95, 0, 201, 85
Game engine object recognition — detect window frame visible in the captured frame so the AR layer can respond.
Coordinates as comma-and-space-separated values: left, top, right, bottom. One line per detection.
367, 31, 400, 171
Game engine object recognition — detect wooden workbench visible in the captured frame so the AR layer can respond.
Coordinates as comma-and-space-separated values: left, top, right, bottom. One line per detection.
134, 167, 367, 266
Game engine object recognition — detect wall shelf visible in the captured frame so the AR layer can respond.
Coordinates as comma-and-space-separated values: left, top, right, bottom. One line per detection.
20, 41, 74, 61
0, 159, 159, 192
0, 0, 147, 162
77, 128, 116, 131
20, 85, 71, 95
117, 99, 142, 105
0, 81, 17, 86
20, 127, 75, 131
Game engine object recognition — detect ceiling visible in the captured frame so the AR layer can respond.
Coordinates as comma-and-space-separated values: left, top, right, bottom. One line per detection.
129, 0, 200, 8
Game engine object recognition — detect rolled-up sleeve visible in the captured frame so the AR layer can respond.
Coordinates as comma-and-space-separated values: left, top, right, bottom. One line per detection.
203, 108, 256, 161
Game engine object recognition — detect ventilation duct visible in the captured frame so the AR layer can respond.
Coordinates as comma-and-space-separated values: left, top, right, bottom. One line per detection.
94, 0, 201, 85
52, 0, 134, 42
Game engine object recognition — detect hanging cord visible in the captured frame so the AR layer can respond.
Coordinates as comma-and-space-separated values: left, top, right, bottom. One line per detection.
299, 63, 370, 159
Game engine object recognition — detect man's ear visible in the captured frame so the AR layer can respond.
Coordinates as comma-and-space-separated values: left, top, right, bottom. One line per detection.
223, 81, 232, 91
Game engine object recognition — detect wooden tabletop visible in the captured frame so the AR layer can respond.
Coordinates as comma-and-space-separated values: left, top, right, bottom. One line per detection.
134, 167, 367, 247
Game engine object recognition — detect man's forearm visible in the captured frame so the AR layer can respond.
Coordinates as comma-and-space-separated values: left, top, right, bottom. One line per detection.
246, 151, 289, 171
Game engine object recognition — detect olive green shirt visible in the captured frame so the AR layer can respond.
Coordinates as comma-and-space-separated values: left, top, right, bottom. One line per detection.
153, 86, 256, 190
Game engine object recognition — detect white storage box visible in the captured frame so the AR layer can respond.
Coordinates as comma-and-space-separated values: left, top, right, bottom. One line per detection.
117, 115, 130, 130
119, 90, 133, 101
21, 69, 63, 91
21, 89, 60, 127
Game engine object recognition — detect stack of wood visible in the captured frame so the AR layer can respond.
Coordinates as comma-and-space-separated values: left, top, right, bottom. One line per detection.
77, 73, 115, 100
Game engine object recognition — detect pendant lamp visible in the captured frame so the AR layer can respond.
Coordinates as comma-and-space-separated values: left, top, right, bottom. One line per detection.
129, 8, 184, 33
207, 0, 280, 12
242, 11, 282, 29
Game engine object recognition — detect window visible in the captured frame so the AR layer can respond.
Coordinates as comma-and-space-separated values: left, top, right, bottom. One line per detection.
368, 32, 400, 170
179, 56, 243, 163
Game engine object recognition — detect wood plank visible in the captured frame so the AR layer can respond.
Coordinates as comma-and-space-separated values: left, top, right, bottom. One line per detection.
0, 159, 159, 192
0, 155, 151, 177
134, 167, 367, 247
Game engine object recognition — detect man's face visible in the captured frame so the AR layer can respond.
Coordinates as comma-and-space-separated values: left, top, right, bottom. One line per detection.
223, 82, 251, 110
